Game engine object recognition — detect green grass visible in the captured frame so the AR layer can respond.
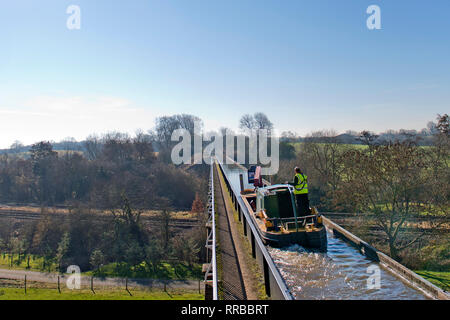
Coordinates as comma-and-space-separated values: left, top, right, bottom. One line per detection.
0, 254, 202, 280
290, 142, 432, 153
86, 262, 203, 280
415, 271, 450, 291
0, 287, 203, 300
0, 254, 56, 272
290, 142, 368, 154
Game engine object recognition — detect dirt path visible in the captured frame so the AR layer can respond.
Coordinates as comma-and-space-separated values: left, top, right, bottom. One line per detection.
214, 165, 258, 300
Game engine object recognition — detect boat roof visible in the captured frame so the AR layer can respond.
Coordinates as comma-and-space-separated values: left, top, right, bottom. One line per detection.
257, 184, 294, 193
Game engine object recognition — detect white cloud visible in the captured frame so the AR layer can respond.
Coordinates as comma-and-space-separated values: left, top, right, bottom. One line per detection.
0, 95, 160, 148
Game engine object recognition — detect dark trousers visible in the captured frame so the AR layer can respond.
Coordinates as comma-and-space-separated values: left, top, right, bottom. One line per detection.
295, 194, 311, 216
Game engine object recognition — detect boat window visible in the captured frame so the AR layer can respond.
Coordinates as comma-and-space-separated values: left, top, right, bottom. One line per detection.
257, 195, 263, 212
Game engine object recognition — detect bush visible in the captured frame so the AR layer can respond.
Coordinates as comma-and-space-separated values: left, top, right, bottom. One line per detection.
419, 240, 450, 271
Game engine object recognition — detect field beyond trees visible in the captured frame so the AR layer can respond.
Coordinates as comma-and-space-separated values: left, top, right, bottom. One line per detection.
274, 115, 449, 288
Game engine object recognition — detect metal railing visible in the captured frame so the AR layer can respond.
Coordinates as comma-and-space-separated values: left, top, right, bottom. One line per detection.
215, 159, 293, 300
213, 159, 449, 300
204, 160, 218, 300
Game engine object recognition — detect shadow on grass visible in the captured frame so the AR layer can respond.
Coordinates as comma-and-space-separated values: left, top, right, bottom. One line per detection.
91, 262, 202, 281
416, 271, 450, 291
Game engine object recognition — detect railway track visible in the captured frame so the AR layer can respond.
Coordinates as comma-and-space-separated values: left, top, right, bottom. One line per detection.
0, 210, 199, 228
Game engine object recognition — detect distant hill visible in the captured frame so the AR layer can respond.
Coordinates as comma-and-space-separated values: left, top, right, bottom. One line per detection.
282, 132, 434, 146
335, 134, 362, 144
1, 130, 435, 156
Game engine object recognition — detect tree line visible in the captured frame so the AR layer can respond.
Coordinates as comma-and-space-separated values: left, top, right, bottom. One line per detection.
0, 112, 447, 272
0, 197, 206, 277
274, 114, 449, 266
0, 130, 204, 210
0, 114, 214, 277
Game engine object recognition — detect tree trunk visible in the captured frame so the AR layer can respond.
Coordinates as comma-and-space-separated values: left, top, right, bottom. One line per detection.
388, 238, 399, 261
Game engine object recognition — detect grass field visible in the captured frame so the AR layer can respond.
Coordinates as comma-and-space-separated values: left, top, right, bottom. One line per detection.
290, 142, 368, 154
85, 262, 203, 280
0, 254, 54, 272
0, 254, 202, 280
415, 271, 450, 292
0, 287, 203, 300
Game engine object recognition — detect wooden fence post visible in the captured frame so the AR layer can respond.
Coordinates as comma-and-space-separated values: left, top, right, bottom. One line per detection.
125, 278, 132, 296
58, 276, 61, 293
91, 276, 95, 294
24, 275, 27, 294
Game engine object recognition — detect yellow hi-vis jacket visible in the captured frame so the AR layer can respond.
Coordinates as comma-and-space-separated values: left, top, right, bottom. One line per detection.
293, 173, 308, 195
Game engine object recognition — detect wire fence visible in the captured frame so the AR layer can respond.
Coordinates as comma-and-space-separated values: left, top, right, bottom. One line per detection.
0, 271, 204, 297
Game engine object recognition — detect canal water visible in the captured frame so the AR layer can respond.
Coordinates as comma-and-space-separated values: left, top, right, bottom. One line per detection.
220, 163, 429, 300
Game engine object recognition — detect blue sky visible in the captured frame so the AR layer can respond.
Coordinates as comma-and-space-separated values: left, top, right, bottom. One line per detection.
0, 0, 449, 148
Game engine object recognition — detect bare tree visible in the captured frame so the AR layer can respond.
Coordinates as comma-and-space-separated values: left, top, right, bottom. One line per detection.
435, 113, 449, 135
10, 140, 24, 154
281, 131, 298, 142
239, 114, 256, 133
84, 134, 102, 160
425, 114, 450, 219
358, 131, 379, 148
61, 137, 78, 152
253, 112, 273, 133
302, 130, 347, 207
219, 127, 233, 137
239, 112, 273, 135
133, 129, 155, 163
337, 140, 446, 260
155, 114, 202, 148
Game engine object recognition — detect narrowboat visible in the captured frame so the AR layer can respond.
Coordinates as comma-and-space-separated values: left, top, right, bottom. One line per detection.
242, 167, 327, 250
